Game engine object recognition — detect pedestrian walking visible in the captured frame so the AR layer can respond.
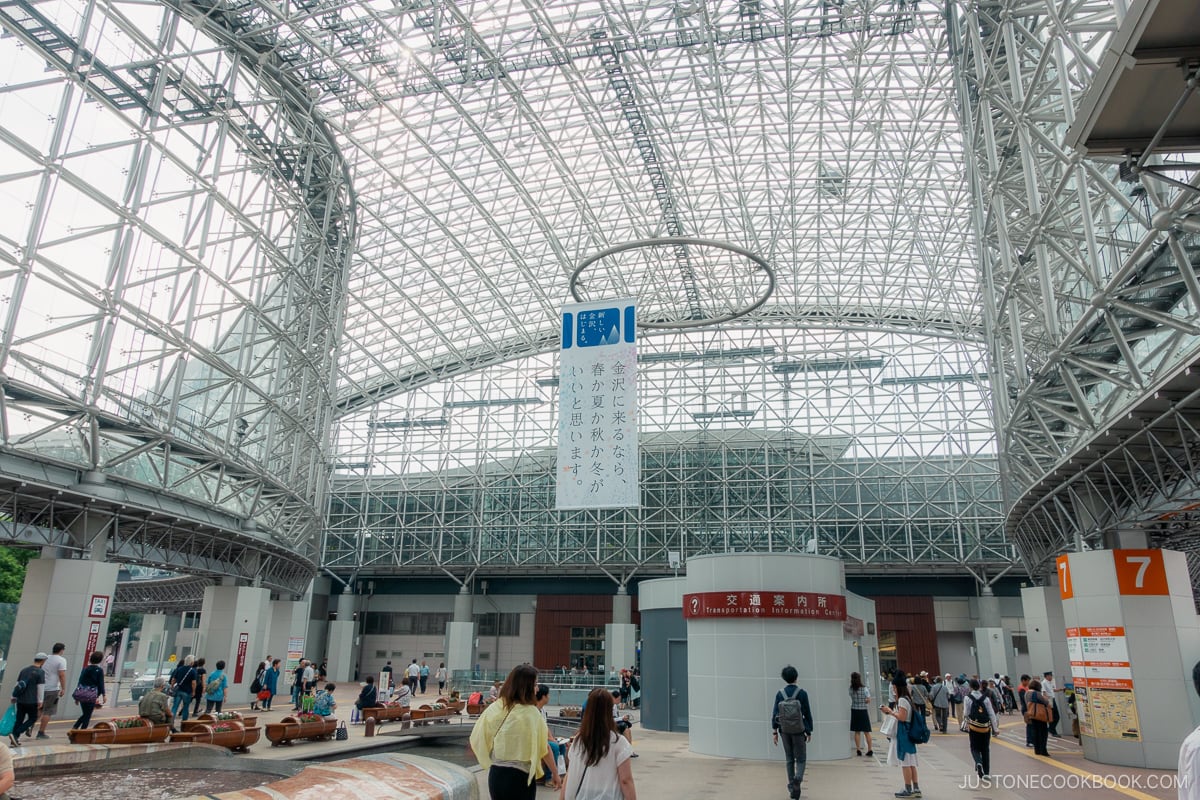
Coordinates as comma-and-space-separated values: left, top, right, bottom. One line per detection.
962, 679, 999, 778
771, 665, 813, 799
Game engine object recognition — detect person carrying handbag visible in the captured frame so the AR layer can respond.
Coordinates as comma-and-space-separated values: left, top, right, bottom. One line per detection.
1023, 679, 1053, 756
70, 651, 107, 731
468, 664, 558, 799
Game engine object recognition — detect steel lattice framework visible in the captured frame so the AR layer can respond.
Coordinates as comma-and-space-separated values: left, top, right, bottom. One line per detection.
0, 0, 352, 591
954, 0, 1200, 581
0, 0, 1039, 590
327, 329, 1010, 581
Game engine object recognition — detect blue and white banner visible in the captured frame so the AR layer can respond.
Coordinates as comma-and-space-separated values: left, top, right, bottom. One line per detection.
556, 298, 639, 509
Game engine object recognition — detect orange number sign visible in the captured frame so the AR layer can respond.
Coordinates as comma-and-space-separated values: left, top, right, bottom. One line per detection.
1057, 555, 1073, 599
1113, 549, 1168, 595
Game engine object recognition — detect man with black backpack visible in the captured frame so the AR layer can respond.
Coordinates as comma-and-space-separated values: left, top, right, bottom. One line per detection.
961, 678, 999, 779
771, 665, 813, 799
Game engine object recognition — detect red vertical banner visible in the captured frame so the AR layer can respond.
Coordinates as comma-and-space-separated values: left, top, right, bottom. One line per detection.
234, 632, 249, 683
85, 621, 101, 657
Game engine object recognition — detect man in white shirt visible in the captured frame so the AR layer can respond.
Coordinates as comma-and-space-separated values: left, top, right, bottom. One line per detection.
36, 643, 67, 739
406, 660, 420, 694
1179, 661, 1200, 800
1042, 671, 1062, 737
301, 661, 316, 694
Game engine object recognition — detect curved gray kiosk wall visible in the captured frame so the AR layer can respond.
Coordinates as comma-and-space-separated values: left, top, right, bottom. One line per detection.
645, 553, 876, 761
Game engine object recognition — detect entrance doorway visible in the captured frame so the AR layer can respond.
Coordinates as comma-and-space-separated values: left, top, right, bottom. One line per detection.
879, 631, 898, 681
668, 639, 688, 732
569, 626, 604, 672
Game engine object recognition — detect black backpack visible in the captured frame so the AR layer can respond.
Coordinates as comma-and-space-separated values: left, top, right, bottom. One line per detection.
966, 694, 992, 733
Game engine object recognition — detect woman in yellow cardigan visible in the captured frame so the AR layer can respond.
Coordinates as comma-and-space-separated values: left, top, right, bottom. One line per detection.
470, 664, 560, 798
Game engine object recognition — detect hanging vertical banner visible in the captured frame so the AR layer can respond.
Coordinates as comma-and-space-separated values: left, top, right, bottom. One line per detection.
556, 298, 639, 509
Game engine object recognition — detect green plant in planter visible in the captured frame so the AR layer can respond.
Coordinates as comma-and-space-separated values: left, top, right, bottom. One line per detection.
295, 712, 322, 724
114, 717, 148, 729
209, 722, 238, 733
215, 711, 240, 721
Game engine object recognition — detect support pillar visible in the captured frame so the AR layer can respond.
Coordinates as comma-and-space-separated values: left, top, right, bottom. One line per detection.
1020, 584, 1072, 688
267, 595, 311, 674
973, 585, 1009, 679
197, 584, 271, 701
5, 557, 120, 715
1059, 548, 1200, 768
445, 585, 475, 687
605, 586, 637, 677
326, 592, 359, 683
162, 614, 181, 666
135, 613, 168, 672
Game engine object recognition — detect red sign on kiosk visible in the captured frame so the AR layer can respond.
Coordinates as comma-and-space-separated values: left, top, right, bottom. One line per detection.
683, 591, 847, 620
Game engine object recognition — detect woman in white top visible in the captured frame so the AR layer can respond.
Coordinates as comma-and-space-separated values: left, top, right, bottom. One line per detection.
560, 688, 637, 800
436, 662, 448, 693
881, 671, 921, 798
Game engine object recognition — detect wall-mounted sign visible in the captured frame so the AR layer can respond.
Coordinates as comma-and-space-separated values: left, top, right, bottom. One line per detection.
1113, 549, 1168, 596
1068, 624, 1140, 739
234, 632, 249, 684
85, 620, 101, 657
88, 594, 110, 618
683, 591, 847, 620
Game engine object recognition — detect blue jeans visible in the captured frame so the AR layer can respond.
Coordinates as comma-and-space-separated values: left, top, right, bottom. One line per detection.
171, 690, 191, 722
780, 731, 807, 792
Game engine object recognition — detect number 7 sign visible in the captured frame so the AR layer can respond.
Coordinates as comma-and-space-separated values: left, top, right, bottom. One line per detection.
1057, 555, 1073, 599
1114, 549, 1168, 595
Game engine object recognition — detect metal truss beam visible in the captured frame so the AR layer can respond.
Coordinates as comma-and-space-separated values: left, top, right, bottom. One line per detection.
113, 575, 212, 614
955, 0, 1200, 583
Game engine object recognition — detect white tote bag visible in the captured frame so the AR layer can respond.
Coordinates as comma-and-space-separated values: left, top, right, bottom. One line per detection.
880, 713, 898, 739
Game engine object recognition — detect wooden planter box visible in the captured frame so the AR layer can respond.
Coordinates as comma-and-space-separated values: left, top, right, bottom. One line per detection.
466, 703, 484, 717
264, 716, 338, 746
412, 706, 453, 725
170, 722, 261, 752
182, 713, 257, 731
361, 705, 410, 724
67, 720, 171, 745
436, 699, 465, 713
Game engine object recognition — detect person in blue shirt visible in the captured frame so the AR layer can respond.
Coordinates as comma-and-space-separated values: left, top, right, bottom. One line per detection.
771, 665, 813, 800
204, 660, 228, 713
314, 683, 337, 716
263, 658, 281, 711
419, 661, 430, 694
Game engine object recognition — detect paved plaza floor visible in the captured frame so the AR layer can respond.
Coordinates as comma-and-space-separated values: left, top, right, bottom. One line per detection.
31, 696, 1185, 800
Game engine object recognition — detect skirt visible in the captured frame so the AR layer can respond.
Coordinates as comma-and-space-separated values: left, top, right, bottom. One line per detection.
850, 708, 873, 732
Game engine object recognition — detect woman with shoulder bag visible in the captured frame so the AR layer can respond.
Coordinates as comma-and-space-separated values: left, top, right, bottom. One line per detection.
880, 672, 921, 798
468, 664, 558, 799
1024, 679, 1052, 756
71, 651, 107, 730
561, 687, 637, 800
